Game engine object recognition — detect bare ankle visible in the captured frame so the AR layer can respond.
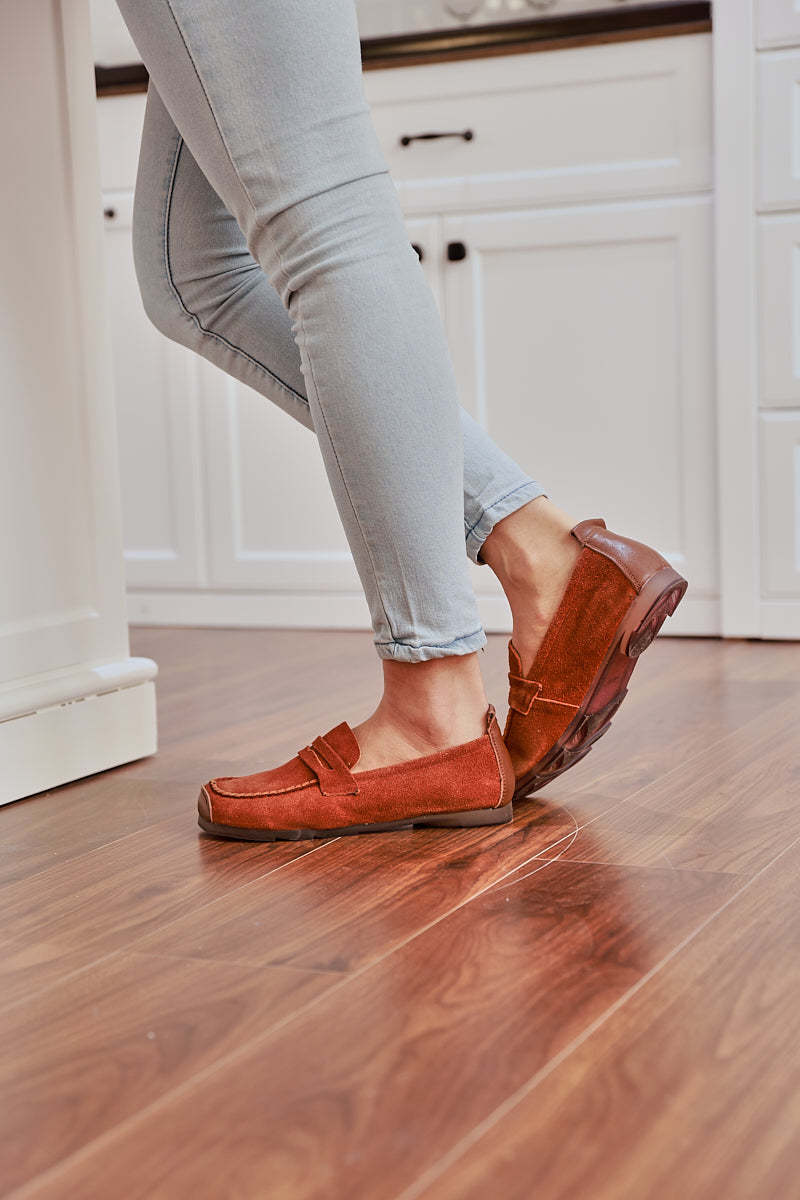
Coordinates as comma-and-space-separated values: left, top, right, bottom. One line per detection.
353, 652, 489, 771
482, 497, 582, 675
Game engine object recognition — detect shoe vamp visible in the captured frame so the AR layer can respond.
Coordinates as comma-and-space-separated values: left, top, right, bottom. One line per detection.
209, 753, 315, 798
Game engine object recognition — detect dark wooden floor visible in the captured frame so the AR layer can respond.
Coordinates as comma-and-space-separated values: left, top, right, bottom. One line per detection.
2, 628, 799, 1199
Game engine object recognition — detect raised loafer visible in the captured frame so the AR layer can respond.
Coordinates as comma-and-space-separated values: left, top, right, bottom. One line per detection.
505, 518, 687, 802
198, 704, 514, 841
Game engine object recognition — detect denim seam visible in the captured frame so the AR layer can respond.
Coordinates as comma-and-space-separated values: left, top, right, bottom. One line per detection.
162, 138, 309, 409
375, 628, 484, 649
162, 0, 294, 295
464, 481, 540, 543
293, 287, 397, 642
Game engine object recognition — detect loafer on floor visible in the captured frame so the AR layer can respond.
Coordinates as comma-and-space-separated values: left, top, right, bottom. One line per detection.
505, 518, 687, 802
198, 705, 514, 841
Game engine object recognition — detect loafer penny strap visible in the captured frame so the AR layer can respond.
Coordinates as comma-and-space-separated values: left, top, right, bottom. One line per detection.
298, 734, 359, 796
508, 673, 542, 716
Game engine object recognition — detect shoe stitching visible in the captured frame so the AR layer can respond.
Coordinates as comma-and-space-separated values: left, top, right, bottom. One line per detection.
209, 778, 316, 799
486, 714, 512, 807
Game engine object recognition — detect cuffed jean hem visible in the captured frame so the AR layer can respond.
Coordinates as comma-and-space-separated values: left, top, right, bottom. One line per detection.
466, 480, 548, 565
375, 626, 488, 663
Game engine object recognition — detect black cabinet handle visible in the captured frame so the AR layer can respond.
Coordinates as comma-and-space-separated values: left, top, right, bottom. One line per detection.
411, 243, 424, 262
400, 129, 474, 147
447, 241, 468, 262
103, 207, 117, 220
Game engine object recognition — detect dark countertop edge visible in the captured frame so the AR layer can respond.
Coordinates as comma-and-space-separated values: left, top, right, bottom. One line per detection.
95, 2, 711, 95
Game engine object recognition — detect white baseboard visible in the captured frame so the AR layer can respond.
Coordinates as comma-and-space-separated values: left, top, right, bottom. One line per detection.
1, 680, 158, 806
126, 588, 721, 637
761, 601, 800, 640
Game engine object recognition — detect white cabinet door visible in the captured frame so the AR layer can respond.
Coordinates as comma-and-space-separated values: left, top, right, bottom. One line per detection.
760, 412, 800, 633
759, 214, 800, 406
758, 49, 800, 209
758, 0, 800, 48
442, 197, 718, 635
200, 364, 357, 598
103, 191, 205, 588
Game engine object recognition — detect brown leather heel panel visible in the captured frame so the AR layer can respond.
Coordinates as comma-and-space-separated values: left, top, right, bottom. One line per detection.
572, 520, 673, 591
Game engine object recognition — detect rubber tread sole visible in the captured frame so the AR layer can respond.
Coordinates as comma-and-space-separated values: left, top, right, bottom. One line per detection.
198, 799, 513, 841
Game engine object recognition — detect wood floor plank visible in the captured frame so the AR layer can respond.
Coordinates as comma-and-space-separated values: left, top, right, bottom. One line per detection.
0, 777, 199, 888
11, 859, 742, 1200
408, 838, 800, 1200
0, 954, 335, 1196
0, 815, 332, 1014
5, 632, 799, 1200
523, 691, 800, 874
132, 796, 614, 973
538, 648, 799, 803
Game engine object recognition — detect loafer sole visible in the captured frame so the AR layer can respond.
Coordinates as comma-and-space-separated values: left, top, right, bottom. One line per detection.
513, 565, 687, 802
198, 796, 513, 841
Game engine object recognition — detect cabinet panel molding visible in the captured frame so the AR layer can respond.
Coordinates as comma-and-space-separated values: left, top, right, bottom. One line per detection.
758, 48, 800, 209
757, 0, 800, 49
760, 411, 800, 598
201, 370, 359, 592
759, 214, 800, 405
104, 191, 207, 588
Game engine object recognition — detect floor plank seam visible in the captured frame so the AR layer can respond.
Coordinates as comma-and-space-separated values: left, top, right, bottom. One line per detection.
529, 853, 755, 877
2, 826, 626, 1197
394, 831, 800, 1200
500, 690, 800, 885
124, 948, 350, 976
0, 836, 341, 1021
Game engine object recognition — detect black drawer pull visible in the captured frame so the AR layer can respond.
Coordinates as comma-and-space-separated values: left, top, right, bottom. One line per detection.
447, 241, 467, 262
400, 129, 474, 147
103, 207, 117, 220
411, 243, 424, 262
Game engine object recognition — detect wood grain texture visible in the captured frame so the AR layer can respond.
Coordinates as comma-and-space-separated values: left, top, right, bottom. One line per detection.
3, 629, 798, 1200
11, 861, 741, 1200
527, 692, 800, 874
538, 639, 800, 802
409, 838, 800, 1200
0, 815, 328, 1013
135, 798, 612, 974
0, 955, 334, 1194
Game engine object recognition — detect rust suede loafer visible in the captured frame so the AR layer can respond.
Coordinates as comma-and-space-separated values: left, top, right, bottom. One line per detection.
505, 519, 687, 802
198, 705, 514, 841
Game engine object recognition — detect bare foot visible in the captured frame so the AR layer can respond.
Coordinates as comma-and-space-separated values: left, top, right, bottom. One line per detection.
480, 496, 582, 676
352, 653, 489, 773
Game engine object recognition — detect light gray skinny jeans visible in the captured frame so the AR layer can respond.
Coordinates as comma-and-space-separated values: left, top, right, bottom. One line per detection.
116, 0, 545, 662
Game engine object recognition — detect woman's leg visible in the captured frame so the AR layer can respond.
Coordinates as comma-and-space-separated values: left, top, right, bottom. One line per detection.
132, 85, 548, 583
117, 0, 484, 668
114, 0, 527, 782
129, 77, 584, 768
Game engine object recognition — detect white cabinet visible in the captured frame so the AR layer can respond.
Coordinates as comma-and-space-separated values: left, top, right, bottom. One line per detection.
757, 0, 800, 48
759, 215, 800, 405
367, 36, 712, 214
440, 199, 716, 635
715, 0, 800, 638
760, 412, 800, 630
103, 193, 205, 589
1, 2, 156, 806
99, 34, 717, 635
758, 48, 800, 208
